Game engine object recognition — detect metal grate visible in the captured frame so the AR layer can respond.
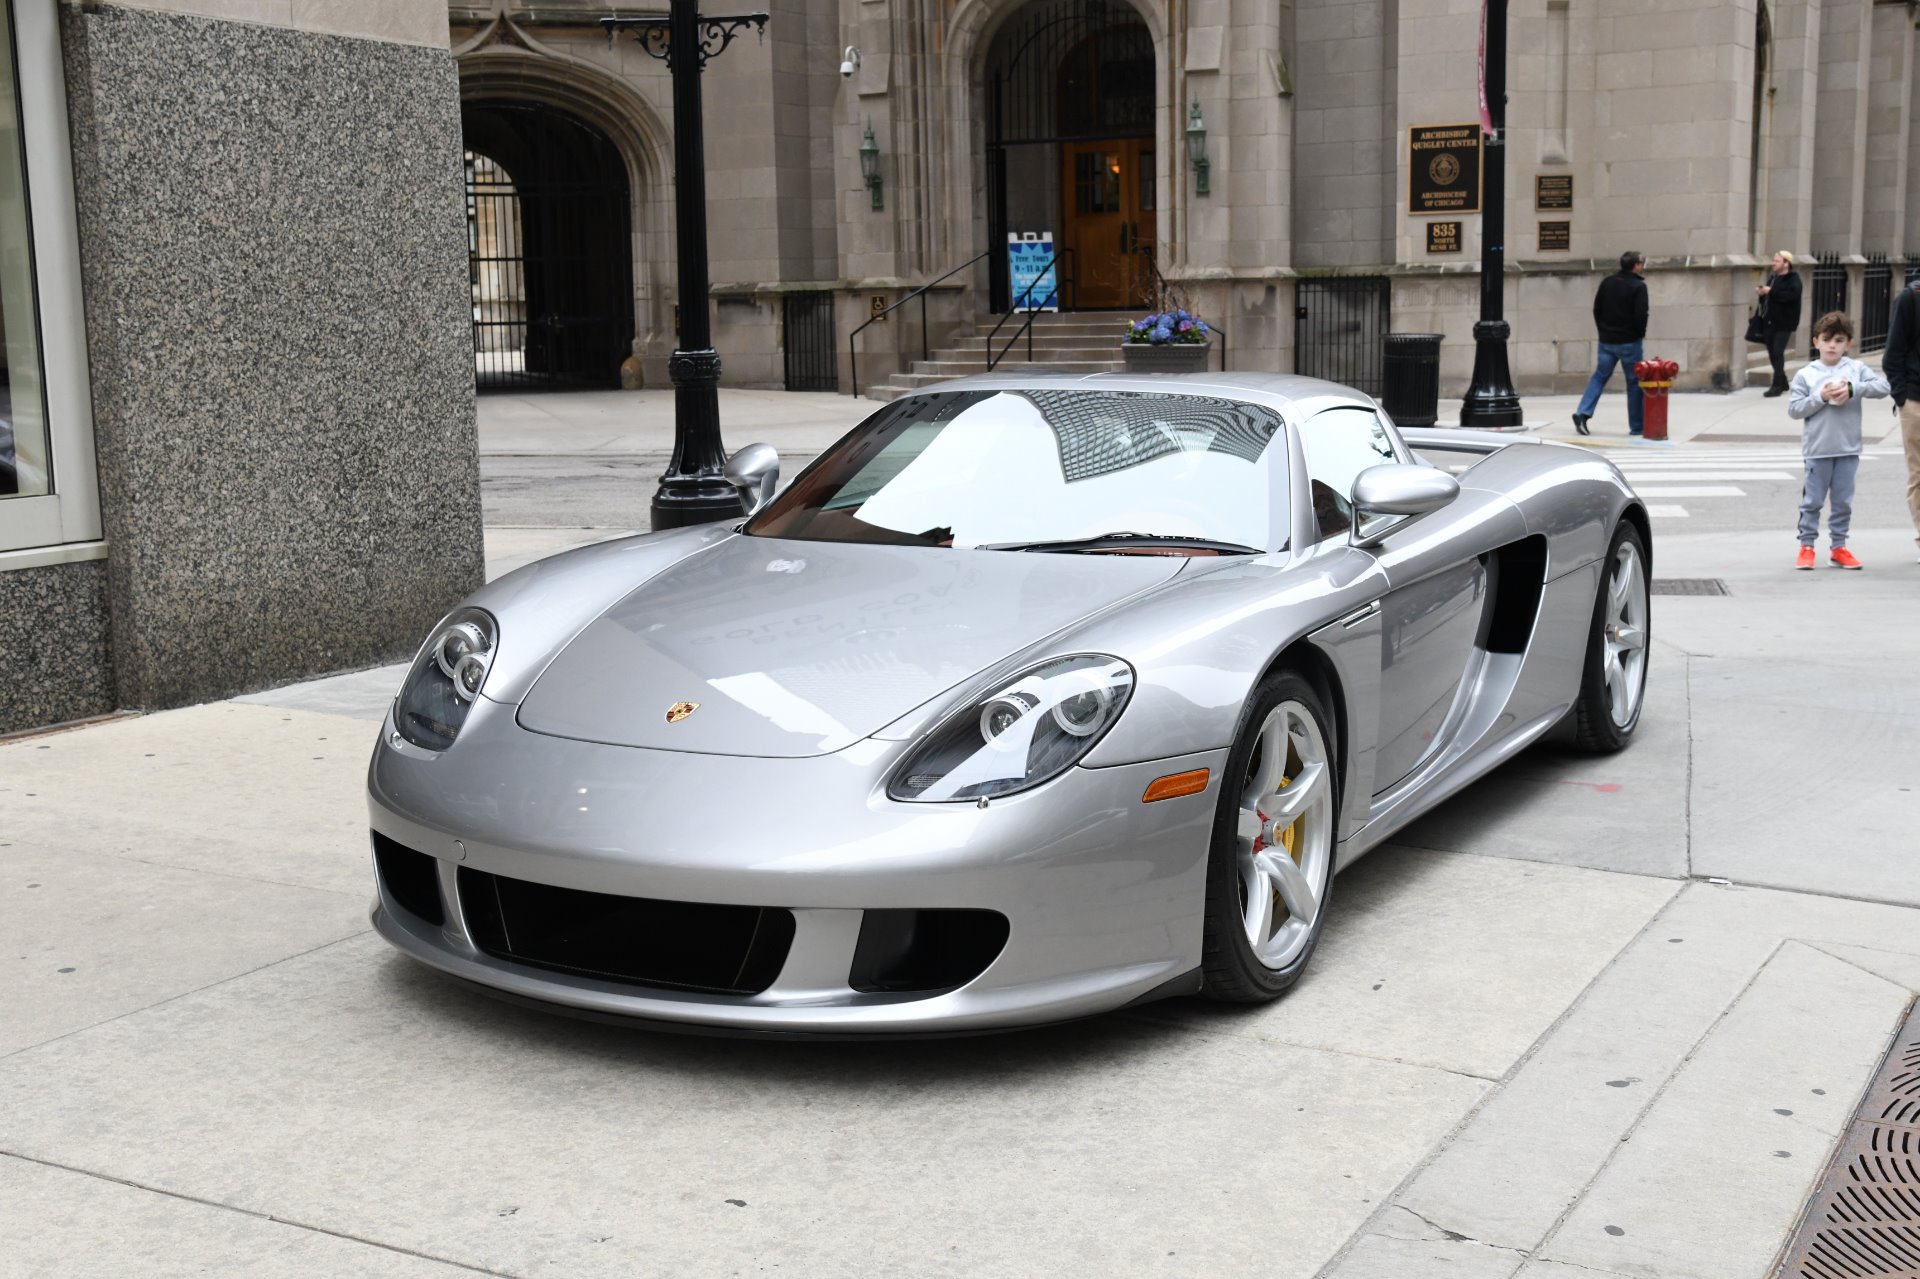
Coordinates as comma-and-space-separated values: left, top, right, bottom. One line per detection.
1296, 277, 1393, 396
782, 292, 838, 392
1810, 253, 1848, 359
1775, 999, 1920, 1278
1651, 578, 1729, 596
1862, 255, 1893, 354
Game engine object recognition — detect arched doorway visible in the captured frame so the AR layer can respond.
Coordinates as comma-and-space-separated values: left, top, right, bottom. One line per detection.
984, 0, 1155, 312
460, 102, 633, 390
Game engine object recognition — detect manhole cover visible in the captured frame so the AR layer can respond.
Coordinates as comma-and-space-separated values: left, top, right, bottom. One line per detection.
1651, 578, 1729, 596
1774, 998, 1920, 1277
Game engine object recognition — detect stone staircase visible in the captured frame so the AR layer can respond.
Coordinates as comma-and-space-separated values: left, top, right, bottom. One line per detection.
861, 311, 1131, 402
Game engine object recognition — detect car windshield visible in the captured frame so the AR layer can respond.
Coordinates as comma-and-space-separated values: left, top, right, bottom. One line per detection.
744, 388, 1289, 553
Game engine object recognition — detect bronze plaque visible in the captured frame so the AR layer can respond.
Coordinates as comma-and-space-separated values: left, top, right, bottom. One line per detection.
1538, 221, 1571, 252
1409, 124, 1483, 215
1426, 220, 1462, 254
1536, 174, 1573, 211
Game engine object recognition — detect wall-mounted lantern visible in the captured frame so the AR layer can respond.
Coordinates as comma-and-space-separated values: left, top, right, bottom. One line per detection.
1186, 99, 1209, 197
859, 119, 883, 211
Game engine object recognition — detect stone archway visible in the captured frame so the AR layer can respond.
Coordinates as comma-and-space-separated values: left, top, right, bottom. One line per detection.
454, 38, 675, 379
942, 0, 1169, 312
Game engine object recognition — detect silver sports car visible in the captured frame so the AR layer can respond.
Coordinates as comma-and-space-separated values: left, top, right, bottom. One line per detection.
368, 373, 1650, 1034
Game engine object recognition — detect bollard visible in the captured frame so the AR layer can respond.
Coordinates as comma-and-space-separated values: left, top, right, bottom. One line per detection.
1633, 358, 1679, 442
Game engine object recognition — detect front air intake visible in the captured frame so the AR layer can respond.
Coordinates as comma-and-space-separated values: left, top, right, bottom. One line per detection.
457, 868, 795, 996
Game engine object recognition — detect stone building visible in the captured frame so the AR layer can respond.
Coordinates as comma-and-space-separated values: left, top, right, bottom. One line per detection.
448, 0, 1920, 399
0, 0, 480, 735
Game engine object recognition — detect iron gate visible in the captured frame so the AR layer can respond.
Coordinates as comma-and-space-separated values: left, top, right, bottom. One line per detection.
783, 292, 837, 392
1295, 277, 1392, 396
1808, 252, 1846, 357
462, 102, 633, 392
1860, 254, 1891, 353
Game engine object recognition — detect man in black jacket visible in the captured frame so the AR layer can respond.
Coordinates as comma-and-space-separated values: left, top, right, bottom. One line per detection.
1572, 251, 1649, 436
1756, 250, 1803, 396
1884, 274, 1920, 560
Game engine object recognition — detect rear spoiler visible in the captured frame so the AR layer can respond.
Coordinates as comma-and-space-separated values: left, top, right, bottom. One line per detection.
1396, 426, 1544, 456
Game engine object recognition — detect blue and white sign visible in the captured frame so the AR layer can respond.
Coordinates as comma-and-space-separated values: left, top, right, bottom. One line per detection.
1007, 232, 1060, 312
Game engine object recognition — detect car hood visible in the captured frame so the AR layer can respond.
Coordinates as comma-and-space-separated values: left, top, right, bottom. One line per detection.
514, 534, 1185, 757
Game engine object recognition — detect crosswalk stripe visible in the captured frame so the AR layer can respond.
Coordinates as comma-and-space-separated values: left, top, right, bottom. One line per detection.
1629, 485, 1746, 496
1617, 470, 1795, 482
1644, 504, 1690, 518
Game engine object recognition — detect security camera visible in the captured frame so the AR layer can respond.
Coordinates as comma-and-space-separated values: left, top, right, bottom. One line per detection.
840, 46, 859, 78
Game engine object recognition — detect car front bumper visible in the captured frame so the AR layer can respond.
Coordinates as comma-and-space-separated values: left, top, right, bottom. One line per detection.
367, 697, 1225, 1034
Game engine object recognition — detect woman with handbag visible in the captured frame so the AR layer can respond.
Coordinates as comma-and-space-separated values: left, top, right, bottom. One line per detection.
1754, 250, 1803, 397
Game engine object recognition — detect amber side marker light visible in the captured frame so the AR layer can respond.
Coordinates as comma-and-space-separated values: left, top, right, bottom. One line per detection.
1142, 768, 1210, 803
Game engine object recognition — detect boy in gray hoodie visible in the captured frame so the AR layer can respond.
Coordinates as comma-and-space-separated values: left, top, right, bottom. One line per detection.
1789, 311, 1890, 569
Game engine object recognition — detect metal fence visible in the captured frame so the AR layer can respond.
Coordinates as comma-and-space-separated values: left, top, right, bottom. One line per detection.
1860, 254, 1892, 353
1295, 277, 1392, 396
783, 292, 838, 392
1808, 252, 1846, 357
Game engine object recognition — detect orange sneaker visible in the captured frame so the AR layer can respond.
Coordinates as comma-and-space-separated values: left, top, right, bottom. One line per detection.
1796, 546, 1816, 570
1830, 547, 1864, 570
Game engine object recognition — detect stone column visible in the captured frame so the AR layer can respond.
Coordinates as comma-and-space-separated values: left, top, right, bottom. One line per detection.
61, 2, 481, 710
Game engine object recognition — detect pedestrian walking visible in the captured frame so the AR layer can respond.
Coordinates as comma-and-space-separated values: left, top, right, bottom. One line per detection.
1882, 273, 1920, 562
1756, 250, 1803, 397
1571, 251, 1648, 437
1788, 311, 1889, 570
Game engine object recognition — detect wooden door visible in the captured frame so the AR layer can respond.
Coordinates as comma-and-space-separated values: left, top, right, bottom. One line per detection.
1060, 138, 1157, 310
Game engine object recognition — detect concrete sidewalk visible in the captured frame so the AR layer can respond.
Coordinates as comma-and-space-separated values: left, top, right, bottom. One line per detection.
3, 383, 1917, 1278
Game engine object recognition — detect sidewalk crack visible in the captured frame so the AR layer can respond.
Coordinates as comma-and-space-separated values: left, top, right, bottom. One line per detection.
1379, 1205, 1528, 1255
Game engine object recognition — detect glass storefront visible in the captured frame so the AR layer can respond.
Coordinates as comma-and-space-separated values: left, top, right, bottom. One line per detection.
0, 0, 47, 501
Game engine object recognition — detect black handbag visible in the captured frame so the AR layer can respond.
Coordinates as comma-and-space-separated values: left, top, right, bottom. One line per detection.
1744, 307, 1768, 344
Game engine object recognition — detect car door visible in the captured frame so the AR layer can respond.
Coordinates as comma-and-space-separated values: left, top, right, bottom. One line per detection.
1295, 407, 1491, 795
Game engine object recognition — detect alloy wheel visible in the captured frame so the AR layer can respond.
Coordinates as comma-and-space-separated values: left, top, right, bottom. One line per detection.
1233, 700, 1335, 970
1602, 540, 1649, 727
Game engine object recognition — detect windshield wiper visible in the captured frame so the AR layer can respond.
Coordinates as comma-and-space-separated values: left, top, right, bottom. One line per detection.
976, 531, 1262, 554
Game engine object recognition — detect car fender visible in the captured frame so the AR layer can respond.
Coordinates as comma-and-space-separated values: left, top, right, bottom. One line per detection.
464, 523, 735, 704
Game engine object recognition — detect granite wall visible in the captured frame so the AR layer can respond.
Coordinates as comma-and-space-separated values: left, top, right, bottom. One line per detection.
60, 4, 482, 711
0, 560, 114, 734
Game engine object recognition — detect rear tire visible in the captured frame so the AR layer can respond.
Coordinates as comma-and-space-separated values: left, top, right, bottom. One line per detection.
1572, 522, 1650, 753
1200, 669, 1339, 1003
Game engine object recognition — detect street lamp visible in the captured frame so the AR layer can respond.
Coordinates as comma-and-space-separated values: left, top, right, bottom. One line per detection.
859, 120, 883, 211
603, 3, 769, 529
1185, 99, 1209, 197
1459, 0, 1522, 426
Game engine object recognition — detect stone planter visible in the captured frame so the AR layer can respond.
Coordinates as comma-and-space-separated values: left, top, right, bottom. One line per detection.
1122, 341, 1211, 374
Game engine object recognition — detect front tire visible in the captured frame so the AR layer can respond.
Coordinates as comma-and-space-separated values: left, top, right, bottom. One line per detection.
1572, 522, 1650, 753
1200, 669, 1339, 1003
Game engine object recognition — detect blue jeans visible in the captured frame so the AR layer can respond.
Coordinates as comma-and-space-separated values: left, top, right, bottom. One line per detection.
1578, 341, 1645, 434
1799, 454, 1859, 546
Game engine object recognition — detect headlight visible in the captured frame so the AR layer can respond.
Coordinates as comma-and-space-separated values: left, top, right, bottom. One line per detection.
888, 655, 1134, 802
395, 608, 497, 750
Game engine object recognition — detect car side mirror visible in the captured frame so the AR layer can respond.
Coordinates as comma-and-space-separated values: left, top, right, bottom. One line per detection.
1349, 463, 1459, 548
724, 443, 780, 515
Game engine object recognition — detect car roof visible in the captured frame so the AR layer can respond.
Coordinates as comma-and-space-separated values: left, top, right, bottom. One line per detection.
890, 371, 1381, 419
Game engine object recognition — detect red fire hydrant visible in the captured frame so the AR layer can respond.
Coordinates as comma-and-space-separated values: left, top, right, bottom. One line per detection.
1633, 358, 1679, 442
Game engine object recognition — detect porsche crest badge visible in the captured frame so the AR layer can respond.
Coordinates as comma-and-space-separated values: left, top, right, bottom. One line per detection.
665, 701, 700, 724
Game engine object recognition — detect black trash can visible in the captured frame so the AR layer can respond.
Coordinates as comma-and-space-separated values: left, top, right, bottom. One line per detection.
1380, 332, 1444, 426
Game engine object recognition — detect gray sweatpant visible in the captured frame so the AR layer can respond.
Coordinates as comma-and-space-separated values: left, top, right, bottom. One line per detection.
1798, 454, 1859, 546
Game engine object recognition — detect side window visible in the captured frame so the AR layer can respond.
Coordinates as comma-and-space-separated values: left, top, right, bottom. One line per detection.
1297, 408, 1397, 541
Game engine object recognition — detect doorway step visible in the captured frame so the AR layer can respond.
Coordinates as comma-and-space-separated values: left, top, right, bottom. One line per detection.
862, 311, 1132, 402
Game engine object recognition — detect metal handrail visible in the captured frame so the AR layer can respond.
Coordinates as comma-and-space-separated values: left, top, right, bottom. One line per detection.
1139, 250, 1227, 372
848, 249, 990, 397
985, 249, 1071, 370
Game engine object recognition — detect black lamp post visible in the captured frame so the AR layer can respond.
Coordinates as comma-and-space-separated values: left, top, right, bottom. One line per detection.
604, 3, 769, 528
1460, 0, 1522, 427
